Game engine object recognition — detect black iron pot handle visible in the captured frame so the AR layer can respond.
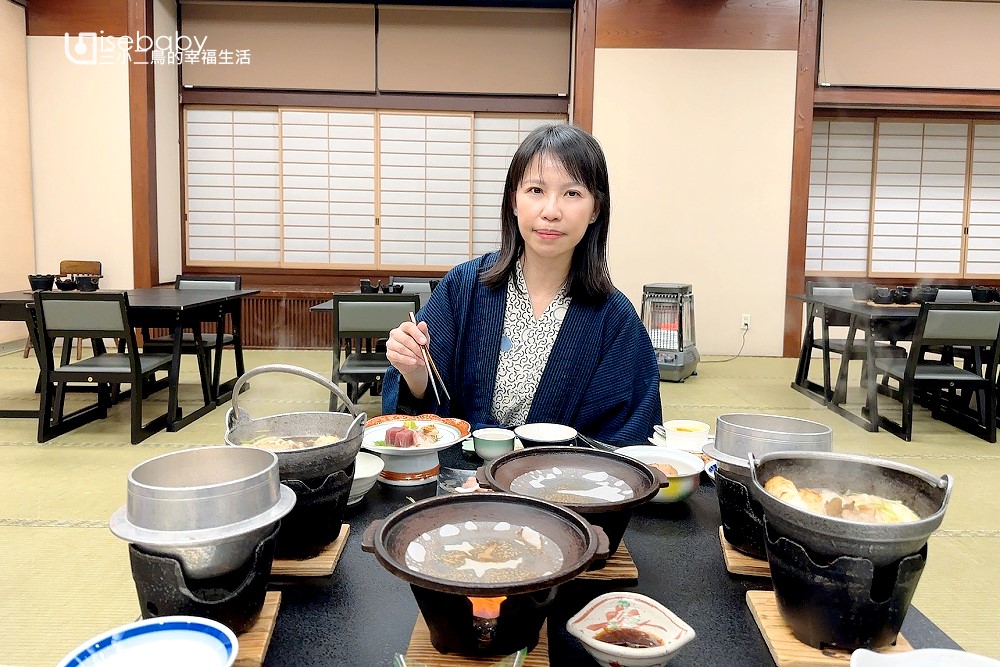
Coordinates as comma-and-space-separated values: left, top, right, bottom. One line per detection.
360, 519, 384, 553
475, 466, 490, 489
225, 363, 361, 430
591, 525, 611, 562
651, 466, 670, 488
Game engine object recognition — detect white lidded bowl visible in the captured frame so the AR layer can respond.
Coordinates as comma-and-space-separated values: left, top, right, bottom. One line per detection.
616, 447, 704, 503
567, 591, 695, 667
514, 423, 578, 448
347, 452, 384, 505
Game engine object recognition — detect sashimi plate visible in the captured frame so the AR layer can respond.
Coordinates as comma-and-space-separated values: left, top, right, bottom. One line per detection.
362, 414, 470, 486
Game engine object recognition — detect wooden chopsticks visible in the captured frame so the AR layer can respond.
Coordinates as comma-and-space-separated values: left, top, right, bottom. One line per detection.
408, 312, 451, 404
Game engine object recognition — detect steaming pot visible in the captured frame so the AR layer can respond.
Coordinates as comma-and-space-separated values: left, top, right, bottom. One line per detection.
748, 451, 952, 565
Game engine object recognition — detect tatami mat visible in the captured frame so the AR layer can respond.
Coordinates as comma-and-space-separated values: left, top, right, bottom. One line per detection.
0, 349, 997, 664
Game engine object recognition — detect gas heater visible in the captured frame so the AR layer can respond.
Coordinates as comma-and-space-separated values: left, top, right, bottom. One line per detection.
641, 283, 699, 382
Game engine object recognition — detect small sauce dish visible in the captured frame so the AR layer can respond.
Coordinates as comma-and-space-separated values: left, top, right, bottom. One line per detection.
567, 591, 695, 667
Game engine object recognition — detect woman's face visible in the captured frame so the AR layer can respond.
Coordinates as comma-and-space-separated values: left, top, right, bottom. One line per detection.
513, 154, 597, 268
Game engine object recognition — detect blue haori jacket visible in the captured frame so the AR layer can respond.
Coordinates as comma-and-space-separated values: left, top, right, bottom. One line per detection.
381, 253, 663, 446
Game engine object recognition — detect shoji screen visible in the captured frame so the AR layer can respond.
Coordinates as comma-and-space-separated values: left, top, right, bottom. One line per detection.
870, 121, 967, 275
378, 113, 472, 269
184, 108, 566, 269
186, 109, 280, 263
280, 109, 376, 266
806, 120, 873, 274
967, 123, 1000, 277
471, 117, 564, 257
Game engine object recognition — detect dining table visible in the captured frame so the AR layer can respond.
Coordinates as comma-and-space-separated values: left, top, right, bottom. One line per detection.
791, 294, 921, 432
263, 445, 960, 666
0, 287, 258, 429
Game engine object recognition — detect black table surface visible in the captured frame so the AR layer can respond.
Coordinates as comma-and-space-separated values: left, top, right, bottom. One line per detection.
264, 446, 960, 666
0, 288, 259, 311
793, 294, 924, 321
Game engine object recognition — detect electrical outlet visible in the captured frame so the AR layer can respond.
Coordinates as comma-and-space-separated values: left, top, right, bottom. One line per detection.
741, 314, 751, 330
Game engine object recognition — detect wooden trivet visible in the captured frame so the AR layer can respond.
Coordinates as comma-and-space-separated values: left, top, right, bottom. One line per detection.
271, 524, 350, 577
234, 591, 281, 667
406, 614, 549, 666
746, 590, 912, 666
719, 527, 770, 578
578, 541, 639, 583
865, 300, 920, 308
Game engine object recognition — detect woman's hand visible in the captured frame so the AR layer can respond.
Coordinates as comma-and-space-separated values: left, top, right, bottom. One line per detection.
387, 319, 430, 399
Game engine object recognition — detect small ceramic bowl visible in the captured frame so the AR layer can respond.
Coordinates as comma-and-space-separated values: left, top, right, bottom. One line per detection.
658, 420, 710, 450
473, 427, 516, 460
347, 452, 384, 505
514, 422, 577, 448
567, 592, 696, 667
615, 447, 704, 503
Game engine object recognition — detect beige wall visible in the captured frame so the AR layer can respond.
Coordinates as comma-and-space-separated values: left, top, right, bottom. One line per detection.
0, 2, 36, 343
26, 36, 134, 292
593, 48, 798, 356
154, 0, 182, 284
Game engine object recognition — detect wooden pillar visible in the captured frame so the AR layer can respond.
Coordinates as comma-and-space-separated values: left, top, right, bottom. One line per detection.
783, 0, 820, 357
127, 0, 158, 288
572, 0, 596, 131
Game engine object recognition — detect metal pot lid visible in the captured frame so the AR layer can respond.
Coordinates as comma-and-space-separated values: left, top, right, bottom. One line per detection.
109, 484, 296, 547
717, 413, 832, 444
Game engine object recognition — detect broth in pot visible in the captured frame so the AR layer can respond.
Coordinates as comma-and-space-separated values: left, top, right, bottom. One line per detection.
405, 521, 564, 584
509, 467, 634, 504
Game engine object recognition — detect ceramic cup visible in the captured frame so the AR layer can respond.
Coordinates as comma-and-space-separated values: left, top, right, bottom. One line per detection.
472, 428, 516, 460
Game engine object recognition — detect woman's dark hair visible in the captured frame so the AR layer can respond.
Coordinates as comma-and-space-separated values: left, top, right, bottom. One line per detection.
481, 123, 613, 302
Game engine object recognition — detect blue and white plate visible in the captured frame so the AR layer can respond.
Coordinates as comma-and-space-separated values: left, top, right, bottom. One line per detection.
57, 616, 238, 667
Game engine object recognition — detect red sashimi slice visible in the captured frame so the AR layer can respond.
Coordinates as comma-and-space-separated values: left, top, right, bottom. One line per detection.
396, 429, 417, 448
385, 426, 403, 445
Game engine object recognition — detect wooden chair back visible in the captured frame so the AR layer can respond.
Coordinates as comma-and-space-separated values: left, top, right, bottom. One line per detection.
59, 260, 102, 276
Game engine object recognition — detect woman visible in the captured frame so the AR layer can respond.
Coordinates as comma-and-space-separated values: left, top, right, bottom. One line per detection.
381, 124, 661, 445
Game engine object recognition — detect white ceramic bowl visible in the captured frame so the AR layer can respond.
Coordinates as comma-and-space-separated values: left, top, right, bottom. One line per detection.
659, 420, 711, 450
567, 592, 695, 667
616, 447, 704, 503
514, 423, 578, 448
347, 452, 385, 505
56, 616, 238, 667
851, 649, 1000, 667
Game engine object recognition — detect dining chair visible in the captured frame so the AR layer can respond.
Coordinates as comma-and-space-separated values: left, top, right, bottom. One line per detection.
33, 291, 175, 444
331, 292, 420, 410
871, 302, 1000, 442
23, 259, 103, 361
141, 275, 243, 402
806, 282, 907, 402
